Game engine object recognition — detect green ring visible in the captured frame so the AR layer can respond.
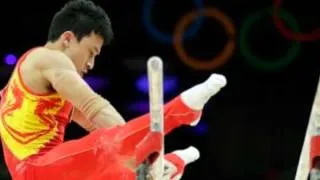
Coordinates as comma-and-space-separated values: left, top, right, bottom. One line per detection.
240, 8, 301, 71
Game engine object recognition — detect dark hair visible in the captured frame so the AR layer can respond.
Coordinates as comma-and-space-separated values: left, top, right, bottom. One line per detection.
47, 0, 113, 45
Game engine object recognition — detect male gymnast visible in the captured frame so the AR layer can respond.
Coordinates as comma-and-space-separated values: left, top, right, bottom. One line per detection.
0, 0, 227, 179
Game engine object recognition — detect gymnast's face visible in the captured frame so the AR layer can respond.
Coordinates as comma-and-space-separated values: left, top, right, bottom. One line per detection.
61, 31, 103, 77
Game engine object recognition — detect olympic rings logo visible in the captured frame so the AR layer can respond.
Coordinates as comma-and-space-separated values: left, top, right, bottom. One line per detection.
142, 0, 317, 71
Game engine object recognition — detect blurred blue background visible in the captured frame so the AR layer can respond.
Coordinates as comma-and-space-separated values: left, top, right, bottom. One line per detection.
0, 0, 319, 179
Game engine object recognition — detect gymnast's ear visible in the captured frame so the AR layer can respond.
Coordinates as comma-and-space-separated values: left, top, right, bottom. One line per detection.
61, 31, 75, 47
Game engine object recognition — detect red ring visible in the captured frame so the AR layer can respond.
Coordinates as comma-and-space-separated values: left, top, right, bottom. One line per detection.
273, 0, 320, 41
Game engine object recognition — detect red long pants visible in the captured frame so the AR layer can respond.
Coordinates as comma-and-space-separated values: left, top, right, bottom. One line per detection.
2, 96, 201, 180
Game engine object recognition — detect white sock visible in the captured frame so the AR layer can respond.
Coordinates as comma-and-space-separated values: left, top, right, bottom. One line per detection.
172, 146, 200, 165
180, 73, 227, 111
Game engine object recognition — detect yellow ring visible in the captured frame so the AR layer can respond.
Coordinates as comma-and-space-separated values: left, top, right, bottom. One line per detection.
173, 8, 236, 70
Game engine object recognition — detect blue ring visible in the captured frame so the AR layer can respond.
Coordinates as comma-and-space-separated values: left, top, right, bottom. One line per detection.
142, 0, 204, 44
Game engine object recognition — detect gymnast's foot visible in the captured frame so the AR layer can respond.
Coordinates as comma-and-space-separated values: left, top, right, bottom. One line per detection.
180, 73, 227, 126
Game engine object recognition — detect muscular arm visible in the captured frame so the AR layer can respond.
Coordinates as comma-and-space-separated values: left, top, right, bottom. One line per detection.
36, 49, 126, 128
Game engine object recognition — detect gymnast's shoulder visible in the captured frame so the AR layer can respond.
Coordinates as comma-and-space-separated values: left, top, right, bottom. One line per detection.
27, 47, 76, 72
